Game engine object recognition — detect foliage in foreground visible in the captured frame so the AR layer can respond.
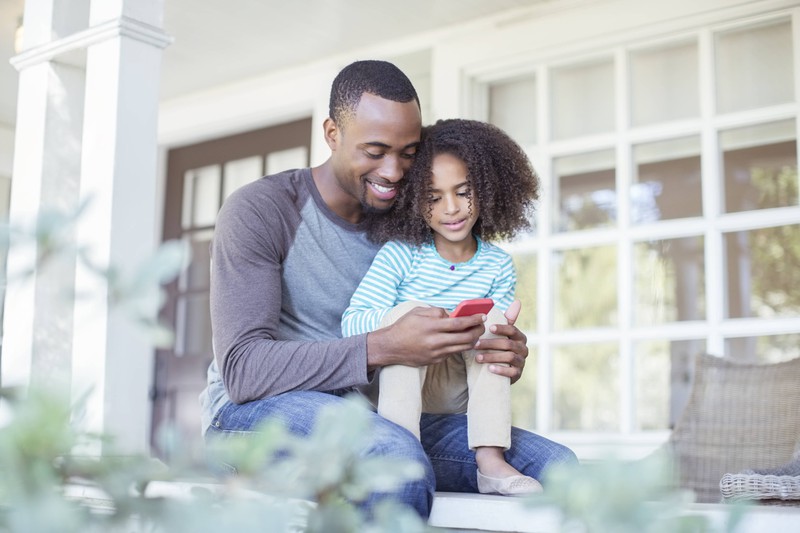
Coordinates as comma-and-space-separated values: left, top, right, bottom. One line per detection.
0, 388, 431, 533
0, 204, 754, 532
0, 383, 755, 533
530, 453, 749, 533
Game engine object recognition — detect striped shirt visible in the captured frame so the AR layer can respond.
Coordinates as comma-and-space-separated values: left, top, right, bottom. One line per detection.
341, 237, 516, 337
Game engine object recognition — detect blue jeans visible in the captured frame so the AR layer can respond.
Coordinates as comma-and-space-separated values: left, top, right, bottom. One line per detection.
204, 391, 578, 518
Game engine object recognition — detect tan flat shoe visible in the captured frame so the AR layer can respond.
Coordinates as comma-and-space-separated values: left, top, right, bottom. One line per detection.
477, 470, 543, 496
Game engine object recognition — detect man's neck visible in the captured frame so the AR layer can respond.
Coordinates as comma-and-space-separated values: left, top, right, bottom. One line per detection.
311, 161, 363, 224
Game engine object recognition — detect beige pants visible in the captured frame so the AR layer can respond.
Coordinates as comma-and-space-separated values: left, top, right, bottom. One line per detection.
368, 300, 512, 450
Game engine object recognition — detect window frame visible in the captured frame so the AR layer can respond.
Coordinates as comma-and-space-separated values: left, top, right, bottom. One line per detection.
468, 9, 800, 457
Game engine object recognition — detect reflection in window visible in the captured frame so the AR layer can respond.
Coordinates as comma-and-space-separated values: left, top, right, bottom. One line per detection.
634, 236, 705, 326
175, 293, 212, 358
182, 165, 220, 229
716, 19, 794, 114
511, 348, 537, 431
266, 146, 309, 176
630, 40, 699, 126
511, 253, 537, 333
634, 340, 670, 431
632, 136, 702, 224
725, 224, 800, 321
555, 150, 616, 232
554, 245, 617, 329
551, 58, 615, 140
553, 342, 618, 431
489, 76, 537, 147
725, 334, 800, 364
721, 120, 798, 213
223, 156, 262, 201
634, 339, 705, 430
179, 229, 214, 292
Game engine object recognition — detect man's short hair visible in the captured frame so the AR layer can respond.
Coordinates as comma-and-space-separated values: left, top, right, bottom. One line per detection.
329, 60, 420, 128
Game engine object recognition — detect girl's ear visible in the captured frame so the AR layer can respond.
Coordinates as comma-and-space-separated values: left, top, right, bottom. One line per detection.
323, 118, 339, 151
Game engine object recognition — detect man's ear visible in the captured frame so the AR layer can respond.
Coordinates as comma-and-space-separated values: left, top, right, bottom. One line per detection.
323, 117, 339, 151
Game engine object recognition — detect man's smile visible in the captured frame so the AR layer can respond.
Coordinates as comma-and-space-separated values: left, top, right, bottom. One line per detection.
366, 179, 398, 201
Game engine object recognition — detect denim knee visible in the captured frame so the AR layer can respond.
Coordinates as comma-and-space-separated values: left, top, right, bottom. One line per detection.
363, 415, 436, 518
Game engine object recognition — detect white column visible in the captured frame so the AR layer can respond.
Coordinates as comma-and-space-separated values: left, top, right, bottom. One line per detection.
2, 0, 88, 395
71, 0, 171, 454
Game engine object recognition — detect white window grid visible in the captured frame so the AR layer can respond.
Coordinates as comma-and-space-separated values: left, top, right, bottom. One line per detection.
471, 9, 800, 440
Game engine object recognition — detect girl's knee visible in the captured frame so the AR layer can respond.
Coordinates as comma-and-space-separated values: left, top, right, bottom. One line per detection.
479, 308, 507, 340
381, 300, 431, 327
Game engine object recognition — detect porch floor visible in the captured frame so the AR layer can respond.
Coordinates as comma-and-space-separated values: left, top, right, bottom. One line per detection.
428, 491, 800, 532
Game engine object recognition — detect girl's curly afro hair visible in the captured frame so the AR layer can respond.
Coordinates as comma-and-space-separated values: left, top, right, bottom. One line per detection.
368, 118, 539, 246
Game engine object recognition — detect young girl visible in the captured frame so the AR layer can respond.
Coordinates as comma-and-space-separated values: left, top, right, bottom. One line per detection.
342, 118, 540, 496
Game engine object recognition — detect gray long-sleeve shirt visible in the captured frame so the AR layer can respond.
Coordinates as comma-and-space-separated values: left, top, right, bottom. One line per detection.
200, 168, 379, 431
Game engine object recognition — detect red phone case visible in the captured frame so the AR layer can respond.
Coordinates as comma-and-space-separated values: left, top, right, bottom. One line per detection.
450, 298, 494, 317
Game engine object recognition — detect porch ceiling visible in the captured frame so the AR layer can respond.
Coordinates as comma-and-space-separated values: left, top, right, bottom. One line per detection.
0, 0, 549, 129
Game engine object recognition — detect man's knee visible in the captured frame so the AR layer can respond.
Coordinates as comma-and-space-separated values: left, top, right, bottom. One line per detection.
364, 415, 436, 518
551, 443, 579, 465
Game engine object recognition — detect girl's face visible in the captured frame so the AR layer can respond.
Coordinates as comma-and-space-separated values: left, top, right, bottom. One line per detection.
425, 152, 479, 252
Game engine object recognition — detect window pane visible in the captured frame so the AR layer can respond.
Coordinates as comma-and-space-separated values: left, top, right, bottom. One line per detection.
555, 149, 616, 232
716, 19, 794, 114
634, 339, 705, 430
554, 245, 617, 329
634, 236, 705, 326
182, 165, 220, 229
489, 75, 537, 146
725, 224, 800, 319
266, 146, 309, 176
511, 347, 537, 431
721, 120, 797, 213
630, 40, 699, 126
725, 333, 800, 364
551, 58, 615, 139
179, 229, 214, 292
223, 156, 262, 201
176, 293, 212, 358
511, 253, 537, 333
632, 136, 702, 223
553, 342, 619, 431
634, 340, 670, 430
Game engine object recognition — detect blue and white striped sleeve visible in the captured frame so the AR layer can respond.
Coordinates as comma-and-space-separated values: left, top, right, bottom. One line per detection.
486, 251, 517, 312
341, 241, 410, 337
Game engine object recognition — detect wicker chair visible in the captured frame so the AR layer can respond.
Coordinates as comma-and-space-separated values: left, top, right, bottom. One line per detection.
720, 452, 800, 504
663, 353, 800, 504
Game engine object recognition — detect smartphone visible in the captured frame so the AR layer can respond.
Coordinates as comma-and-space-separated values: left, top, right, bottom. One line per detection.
450, 298, 494, 317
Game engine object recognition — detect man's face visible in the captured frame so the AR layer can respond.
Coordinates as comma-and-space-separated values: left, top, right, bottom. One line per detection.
329, 93, 422, 214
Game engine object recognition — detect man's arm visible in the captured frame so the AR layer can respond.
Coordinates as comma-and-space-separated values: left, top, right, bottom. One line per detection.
211, 188, 367, 404
363, 302, 528, 381
366, 307, 487, 369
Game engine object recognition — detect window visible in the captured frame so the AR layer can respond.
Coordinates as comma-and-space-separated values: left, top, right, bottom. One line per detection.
486, 15, 800, 438
629, 40, 699, 126
551, 58, 615, 139
715, 19, 794, 114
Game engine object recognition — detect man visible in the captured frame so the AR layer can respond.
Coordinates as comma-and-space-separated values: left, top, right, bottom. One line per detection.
200, 59, 576, 518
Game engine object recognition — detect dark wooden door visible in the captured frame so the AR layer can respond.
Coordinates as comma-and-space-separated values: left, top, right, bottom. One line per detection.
152, 118, 312, 462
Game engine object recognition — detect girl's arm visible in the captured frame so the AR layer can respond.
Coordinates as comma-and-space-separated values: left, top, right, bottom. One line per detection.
341, 241, 409, 337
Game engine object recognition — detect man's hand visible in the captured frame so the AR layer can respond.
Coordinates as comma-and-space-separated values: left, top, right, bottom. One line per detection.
474, 299, 529, 384
367, 306, 485, 369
